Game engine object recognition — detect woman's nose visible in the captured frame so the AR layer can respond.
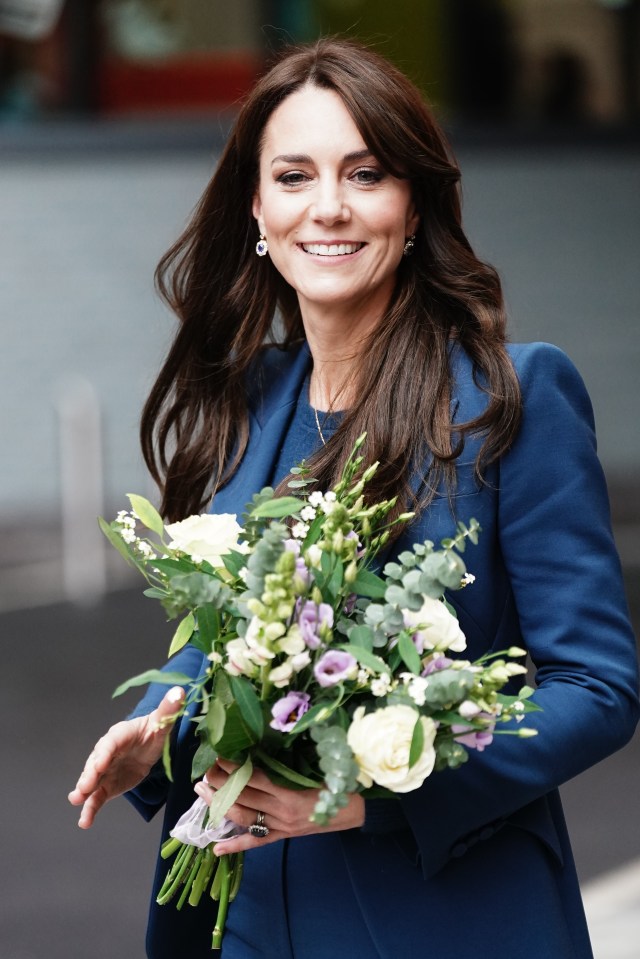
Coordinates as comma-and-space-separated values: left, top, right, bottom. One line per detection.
310, 180, 350, 224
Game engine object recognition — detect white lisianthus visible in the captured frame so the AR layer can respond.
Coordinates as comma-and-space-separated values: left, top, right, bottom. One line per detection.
268, 661, 294, 688
305, 544, 323, 568
403, 596, 467, 653
165, 513, 247, 567
347, 705, 437, 793
224, 638, 258, 678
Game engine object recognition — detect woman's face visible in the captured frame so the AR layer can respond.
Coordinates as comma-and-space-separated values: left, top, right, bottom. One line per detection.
252, 84, 418, 324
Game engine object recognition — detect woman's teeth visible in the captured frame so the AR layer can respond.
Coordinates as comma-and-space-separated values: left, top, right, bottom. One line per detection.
302, 243, 363, 256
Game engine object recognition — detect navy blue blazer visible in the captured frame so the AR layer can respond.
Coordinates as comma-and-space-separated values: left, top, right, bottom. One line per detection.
128, 341, 639, 958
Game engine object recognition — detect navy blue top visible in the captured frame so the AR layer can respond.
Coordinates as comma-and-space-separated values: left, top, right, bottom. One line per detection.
271, 376, 341, 484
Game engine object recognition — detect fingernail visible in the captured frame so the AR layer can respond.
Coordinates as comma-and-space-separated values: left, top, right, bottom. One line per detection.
167, 686, 183, 703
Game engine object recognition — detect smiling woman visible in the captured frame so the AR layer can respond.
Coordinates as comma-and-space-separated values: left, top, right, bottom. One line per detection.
69, 37, 639, 959
252, 85, 419, 402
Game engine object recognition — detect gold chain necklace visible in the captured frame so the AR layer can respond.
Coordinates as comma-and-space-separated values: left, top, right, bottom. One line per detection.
314, 404, 327, 446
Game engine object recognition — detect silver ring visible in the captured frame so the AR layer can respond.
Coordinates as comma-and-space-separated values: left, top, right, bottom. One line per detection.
248, 810, 270, 838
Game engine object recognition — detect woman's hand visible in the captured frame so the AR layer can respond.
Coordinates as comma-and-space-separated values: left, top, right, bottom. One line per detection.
194, 759, 365, 855
68, 686, 185, 829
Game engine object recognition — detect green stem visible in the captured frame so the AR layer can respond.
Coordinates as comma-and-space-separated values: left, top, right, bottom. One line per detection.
156, 843, 196, 905
254, 748, 320, 788
212, 856, 233, 950
188, 847, 215, 907
176, 849, 203, 910
229, 852, 244, 902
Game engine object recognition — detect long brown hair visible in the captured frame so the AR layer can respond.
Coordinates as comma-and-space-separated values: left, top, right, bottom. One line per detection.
143, 38, 521, 521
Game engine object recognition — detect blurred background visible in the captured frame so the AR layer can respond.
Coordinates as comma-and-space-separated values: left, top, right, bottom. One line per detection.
1, 2, 638, 957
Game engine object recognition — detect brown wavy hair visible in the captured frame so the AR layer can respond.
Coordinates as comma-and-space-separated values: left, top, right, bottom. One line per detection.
142, 38, 521, 522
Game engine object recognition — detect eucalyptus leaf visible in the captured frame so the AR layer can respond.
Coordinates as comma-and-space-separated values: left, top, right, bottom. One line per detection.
347, 624, 374, 651
127, 493, 165, 537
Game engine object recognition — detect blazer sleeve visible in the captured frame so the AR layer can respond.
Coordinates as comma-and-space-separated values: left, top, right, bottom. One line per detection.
125, 644, 206, 821
400, 342, 640, 877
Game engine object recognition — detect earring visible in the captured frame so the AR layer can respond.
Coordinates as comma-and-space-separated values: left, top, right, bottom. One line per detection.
403, 234, 415, 257
256, 234, 268, 257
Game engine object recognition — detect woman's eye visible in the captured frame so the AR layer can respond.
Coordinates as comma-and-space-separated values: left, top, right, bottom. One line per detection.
276, 171, 308, 187
352, 168, 384, 185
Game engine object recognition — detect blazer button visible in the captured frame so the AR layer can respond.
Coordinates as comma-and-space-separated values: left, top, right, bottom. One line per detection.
451, 842, 468, 857
479, 826, 495, 841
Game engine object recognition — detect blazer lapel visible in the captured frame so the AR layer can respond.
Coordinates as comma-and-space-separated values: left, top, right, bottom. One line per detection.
210, 343, 312, 517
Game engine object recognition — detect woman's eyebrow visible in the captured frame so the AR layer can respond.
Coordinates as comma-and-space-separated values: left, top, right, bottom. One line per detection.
270, 149, 373, 167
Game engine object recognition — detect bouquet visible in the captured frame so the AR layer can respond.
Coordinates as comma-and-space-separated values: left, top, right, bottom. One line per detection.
101, 435, 538, 949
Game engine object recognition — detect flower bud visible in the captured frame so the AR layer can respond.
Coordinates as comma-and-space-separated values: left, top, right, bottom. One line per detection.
345, 560, 358, 584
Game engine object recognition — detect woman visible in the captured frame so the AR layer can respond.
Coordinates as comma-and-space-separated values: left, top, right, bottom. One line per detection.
69, 39, 639, 958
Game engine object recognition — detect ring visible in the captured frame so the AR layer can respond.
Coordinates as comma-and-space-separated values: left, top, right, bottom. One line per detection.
248, 810, 270, 838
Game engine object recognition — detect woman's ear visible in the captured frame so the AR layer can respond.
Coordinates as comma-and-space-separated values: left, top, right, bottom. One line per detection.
252, 194, 264, 234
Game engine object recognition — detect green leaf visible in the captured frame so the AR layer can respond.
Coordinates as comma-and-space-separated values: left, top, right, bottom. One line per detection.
192, 739, 218, 779
127, 493, 165, 537
408, 714, 424, 768
221, 549, 248, 578
168, 612, 195, 657
250, 496, 302, 519
352, 567, 386, 599
112, 669, 192, 698
347, 624, 374, 652
196, 605, 219, 649
162, 732, 173, 782
338, 643, 389, 676
215, 702, 256, 756
207, 755, 253, 827
206, 697, 226, 747
98, 517, 138, 568
254, 748, 321, 788
398, 632, 422, 674
143, 587, 169, 599
288, 701, 340, 734
229, 676, 264, 739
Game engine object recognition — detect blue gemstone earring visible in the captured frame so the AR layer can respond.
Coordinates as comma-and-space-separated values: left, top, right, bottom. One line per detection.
256, 234, 268, 257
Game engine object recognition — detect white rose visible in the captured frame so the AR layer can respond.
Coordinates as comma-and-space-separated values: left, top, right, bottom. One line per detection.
165, 513, 246, 567
347, 705, 437, 793
404, 596, 467, 653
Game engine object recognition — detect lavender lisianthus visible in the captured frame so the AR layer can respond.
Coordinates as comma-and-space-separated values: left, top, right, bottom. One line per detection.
297, 600, 334, 650
270, 691, 311, 732
314, 650, 357, 687
452, 719, 495, 752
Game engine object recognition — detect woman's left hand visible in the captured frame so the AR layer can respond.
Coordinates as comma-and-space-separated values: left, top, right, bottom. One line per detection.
195, 759, 365, 855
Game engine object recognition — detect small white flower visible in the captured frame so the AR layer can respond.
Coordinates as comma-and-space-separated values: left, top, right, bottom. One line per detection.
406, 676, 429, 707
300, 505, 316, 522
207, 651, 222, 664
371, 674, 393, 697
137, 541, 156, 559
356, 668, 371, 686
461, 572, 476, 586
291, 522, 309, 539
120, 528, 136, 544
324, 491, 337, 502
308, 491, 324, 508
459, 700, 482, 720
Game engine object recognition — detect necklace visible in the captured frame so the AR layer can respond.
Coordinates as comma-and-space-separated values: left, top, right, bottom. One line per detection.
314, 404, 327, 446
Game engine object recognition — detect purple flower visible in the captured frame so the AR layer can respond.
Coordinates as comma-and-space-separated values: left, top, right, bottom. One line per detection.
421, 656, 453, 677
314, 650, 357, 687
297, 600, 334, 650
452, 721, 495, 752
270, 691, 311, 732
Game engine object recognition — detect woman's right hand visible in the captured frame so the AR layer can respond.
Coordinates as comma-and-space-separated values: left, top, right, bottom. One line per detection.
68, 686, 185, 829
